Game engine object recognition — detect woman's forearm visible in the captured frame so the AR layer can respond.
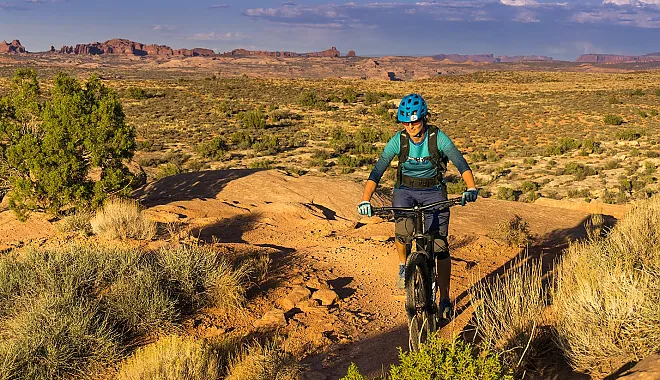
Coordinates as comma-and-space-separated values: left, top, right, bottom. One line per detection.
361, 180, 377, 202
461, 170, 476, 189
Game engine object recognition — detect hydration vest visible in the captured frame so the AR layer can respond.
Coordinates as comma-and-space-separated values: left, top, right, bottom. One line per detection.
396, 125, 449, 189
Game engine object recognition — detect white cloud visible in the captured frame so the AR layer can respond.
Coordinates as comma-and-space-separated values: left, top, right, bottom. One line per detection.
151, 24, 177, 32
514, 10, 540, 21
188, 32, 246, 41
501, 0, 538, 7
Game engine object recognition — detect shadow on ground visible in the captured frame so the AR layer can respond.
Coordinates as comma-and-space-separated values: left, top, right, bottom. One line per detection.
135, 169, 263, 207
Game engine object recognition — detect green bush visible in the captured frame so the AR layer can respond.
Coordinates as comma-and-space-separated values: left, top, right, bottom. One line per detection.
240, 109, 266, 129
342, 336, 512, 380
603, 114, 623, 125
298, 90, 330, 110
520, 181, 538, 192
342, 88, 358, 104
629, 88, 644, 96
196, 136, 228, 160
230, 131, 253, 149
126, 87, 150, 100
496, 187, 516, 201
616, 129, 643, 141
0, 69, 138, 220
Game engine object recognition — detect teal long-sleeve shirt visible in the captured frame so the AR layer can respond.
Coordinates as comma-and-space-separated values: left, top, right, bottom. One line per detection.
368, 128, 470, 184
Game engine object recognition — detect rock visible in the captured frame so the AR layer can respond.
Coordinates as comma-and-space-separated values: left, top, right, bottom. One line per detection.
0, 40, 26, 54
312, 289, 338, 306
305, 277, 330, 291
253, 309, 287, 328
616, 354, 660, 379
276, 286, 312, 311
346, 50, 356, 57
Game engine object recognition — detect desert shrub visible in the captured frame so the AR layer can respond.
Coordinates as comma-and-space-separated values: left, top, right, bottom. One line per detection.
0, 69, 138, 220
0, 292, 122, 379
629, 88, 644, 96
90, 198, 156, 240
495, 186, 516, 201
342, 88, 358, 103
561, 162, 597, 181
337, 154, 366, 168
637, 109, 648, 118
218, 100, 235, 116
196, 136, 228, 160
470, 258, 546, 370
553, 196, 660, 374
615, 128, 643, 141
158, 244, 249, 311
655, 89, 660, 96
0, 243, 251, 379
56, 210, 93, 235
603, 114, 623, 125
126, 87, 150, 100
603, 159, 620, 170
252, 135, 279, 155
240, 109, 267, 129
470, 152, 487, 162
226, 341, 299, 380
373, 103, 395, 123
544, 138, 581, 156
584, 213, 605, 240
445, 175, 467, 194
298, 90, 329, 110
116, 335, 233, 380
342, 335, 513, 380
248, 159, 272, 169
155, 163, 183, 180
495, 214, 532, 247
520, 181, 538, 192
580, 138, 603, 154
649, 109, 659, 116
607, 95, 622, 104
230, 131, 253, 149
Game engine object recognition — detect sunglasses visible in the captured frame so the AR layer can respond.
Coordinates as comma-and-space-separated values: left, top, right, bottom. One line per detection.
402, 120, 423, 127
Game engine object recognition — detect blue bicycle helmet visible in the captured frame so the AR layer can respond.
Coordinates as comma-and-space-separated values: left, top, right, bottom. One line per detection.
397, 93, 428, 123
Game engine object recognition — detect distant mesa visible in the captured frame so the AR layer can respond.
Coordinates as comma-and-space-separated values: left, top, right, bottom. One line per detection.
431, 53, 553, 63
55, 38, 344, 58
346, 50, 356, 57
0, 40, 26, 54
576, 53, 660, 63
221, 46, 341, 58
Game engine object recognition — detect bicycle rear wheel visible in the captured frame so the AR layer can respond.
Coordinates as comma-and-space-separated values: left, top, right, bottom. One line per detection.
404, 251, 435, 351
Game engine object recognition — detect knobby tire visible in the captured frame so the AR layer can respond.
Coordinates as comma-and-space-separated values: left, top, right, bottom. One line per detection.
404, 251, 436, 352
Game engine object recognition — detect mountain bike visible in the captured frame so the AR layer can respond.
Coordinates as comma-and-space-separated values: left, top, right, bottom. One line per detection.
372, 197, 463, 351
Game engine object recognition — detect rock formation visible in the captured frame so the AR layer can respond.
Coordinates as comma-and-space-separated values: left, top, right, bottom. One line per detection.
576, 54, 660, 63
346, 50, 356, 57
0, 40, 26, 54
222, 46, 340, 58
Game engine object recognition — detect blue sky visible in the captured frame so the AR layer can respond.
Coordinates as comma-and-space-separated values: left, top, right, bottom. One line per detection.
1, 0, 659, 60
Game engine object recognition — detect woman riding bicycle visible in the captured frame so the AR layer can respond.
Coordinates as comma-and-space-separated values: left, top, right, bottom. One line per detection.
357, 93, 478, 319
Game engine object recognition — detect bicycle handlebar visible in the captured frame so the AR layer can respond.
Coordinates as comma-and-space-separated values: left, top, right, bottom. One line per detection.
371, 197, 463, 216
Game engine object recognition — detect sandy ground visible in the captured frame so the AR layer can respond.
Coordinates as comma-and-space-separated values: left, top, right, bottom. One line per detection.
0, 169, 628, 379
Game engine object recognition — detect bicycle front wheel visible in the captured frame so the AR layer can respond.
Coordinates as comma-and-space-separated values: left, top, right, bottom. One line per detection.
404, 251, 434, 351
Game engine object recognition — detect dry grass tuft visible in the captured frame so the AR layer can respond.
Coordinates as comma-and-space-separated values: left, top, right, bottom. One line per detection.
494, 214, 533, 247
56, 210, 94, 235
226, 341, 300, 380
116, 335, 234, 380
91, 198, 156, 240
584, 213, 605, 240
553, 196, 660, 374
470, 256, 546, 370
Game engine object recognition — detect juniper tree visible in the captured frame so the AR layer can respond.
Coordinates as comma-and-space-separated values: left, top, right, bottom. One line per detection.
0, 69, 137, 220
